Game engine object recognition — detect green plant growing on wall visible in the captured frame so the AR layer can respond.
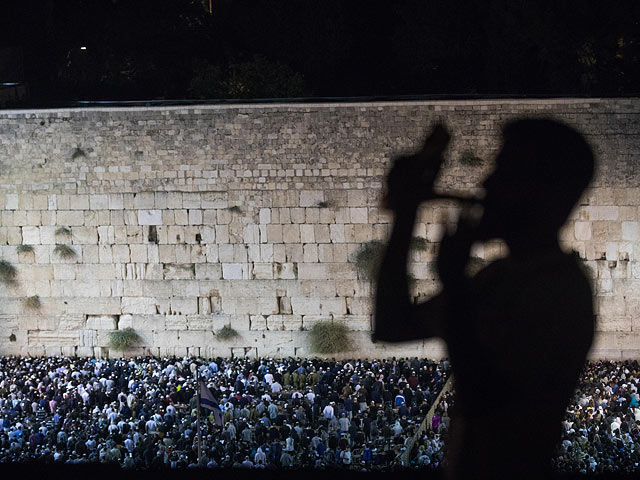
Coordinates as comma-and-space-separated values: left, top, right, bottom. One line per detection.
216, 325, 239, 340
308, 321, 351, 354
459, 150, 483, 166
353, 237, 428, 283
22, 295, 41, 310
54, 244, 77, 259
71, 147, 86, 159
0, 260, 17, 285
16, 245, 34, 254
55, 226, 72, 236
109, 328, 140, 350
226, 206, 243, 214
9, 333, 16, 342
315, 201, 331, 208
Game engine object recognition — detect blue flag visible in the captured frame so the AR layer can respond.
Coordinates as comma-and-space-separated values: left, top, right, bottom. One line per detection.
199, 381, 223, 426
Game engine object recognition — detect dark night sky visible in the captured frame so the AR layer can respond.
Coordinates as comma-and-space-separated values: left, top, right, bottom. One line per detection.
0, 0, 638, 106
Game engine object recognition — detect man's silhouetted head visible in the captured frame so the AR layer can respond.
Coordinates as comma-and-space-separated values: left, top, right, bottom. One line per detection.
476, 118, 595, 243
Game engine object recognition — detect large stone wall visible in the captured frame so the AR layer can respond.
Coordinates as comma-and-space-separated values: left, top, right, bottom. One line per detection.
0, 98, 638, 359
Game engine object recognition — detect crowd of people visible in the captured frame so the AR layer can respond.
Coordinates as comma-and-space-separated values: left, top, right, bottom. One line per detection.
3, 354, 640, 473
405, 360, 640, 475
0, 355, 449, 470
553, 360, 640, 474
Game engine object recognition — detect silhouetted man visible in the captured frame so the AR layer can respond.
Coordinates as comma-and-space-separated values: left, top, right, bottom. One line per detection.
374, 119, 595, 479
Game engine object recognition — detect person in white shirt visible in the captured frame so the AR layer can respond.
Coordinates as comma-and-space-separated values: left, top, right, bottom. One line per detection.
323, 402, 335, 419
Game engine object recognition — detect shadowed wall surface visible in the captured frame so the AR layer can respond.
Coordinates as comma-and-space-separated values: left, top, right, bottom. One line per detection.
0, 98, 638, 358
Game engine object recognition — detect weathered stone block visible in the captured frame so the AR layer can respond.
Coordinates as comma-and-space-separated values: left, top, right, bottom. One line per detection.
121, 297, 156, 314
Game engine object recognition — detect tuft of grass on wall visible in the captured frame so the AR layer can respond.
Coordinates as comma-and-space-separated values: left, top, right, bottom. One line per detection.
55, 226, 72, 236
309, 321, 351, 354
109, 328, 140, 350
354, 238, 428, 282
216, 324, 240, 340
9, 333, 16, 342
458, 150, 483, 166
0, 260, 17, 285
16, 245, 34, 254
225, 206, 243, 214
466, 256, 487, 276
71, 147, 86, 159
353, 240, 386, 281
22, 295, 41, 310
54, 244, 77, 259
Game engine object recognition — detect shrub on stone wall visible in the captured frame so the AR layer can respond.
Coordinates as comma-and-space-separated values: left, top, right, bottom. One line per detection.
54, 244, 77, 259
22, 295, 41, 310
0, 260, 17, 285
16, 244, 34, 254
353, 238, 428, 283
309, 321, 351, 354
109, 328, 140, 350
458, 150, 483, 166
216, 325, 239, 340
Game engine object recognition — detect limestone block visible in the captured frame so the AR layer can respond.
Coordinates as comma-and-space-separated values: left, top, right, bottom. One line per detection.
283, 224, 300, 243
290, 297, 345, 316
85, 315, 117, 330
6, 227, 21, 245
177, 330, 215, 347
222, 263, 249, 280
80, 330, 98, 347
622, 222, 639, 241
266, 314, 303, 331
201, 192, 226, 209
303, 244, 318, 263
595, 316, 632, 332
195, 264, 221, 280
21, 226, 40, 245
260, 244, 273, 262
130, 314, 164, 331
58, 314, 86, 330
574, 222, 591, 241
165, 315, 188, 330
314, 225, 330, 243
154, 330, 179, 348
250, 315, 268, 330
187, 315, 214, 330
300, 224, 315, 243
350, 207, 368, 224
285, 244, 303, 262
129, 244, 147, 263
253, 263, 274, 280
215, 225, 229, 243
98, 245, 113, 264
291, 208, 305, 223
300, 190, 323, 208
606, 243, 618, 261
243, 225, 259, 244
586, 206, 619, 221
218, 244, 233, 262
65, 297, 122, 315
170, 297, 198, 315
305, 208, 319, 224
111, 245, 129, 263
259, 208, 271, 224
223, 295, 278, 316
5, 194, 18, 210
28, 331, 80, 346
228, 314, 250, 331
164, 263, 195, 280
57, 210, 85, 226
76, 346, 95, 357
259, 332, 297, 357
122, 297, 157, 314
211, 313, 231, 330
333, 315, 371, 331
138, 209, 162, 225
426, 224, 444, 243
198, 297, 212, 314
266, 224, 283, 243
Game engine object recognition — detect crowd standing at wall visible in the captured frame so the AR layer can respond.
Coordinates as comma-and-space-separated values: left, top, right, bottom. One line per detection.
0, 355, 449, 469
